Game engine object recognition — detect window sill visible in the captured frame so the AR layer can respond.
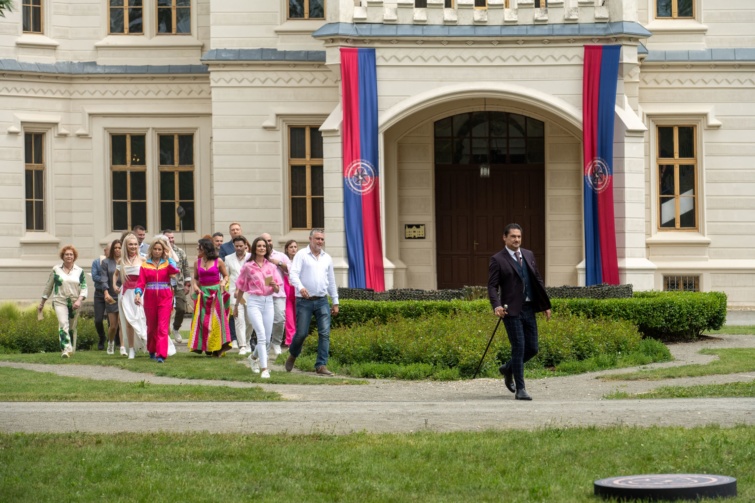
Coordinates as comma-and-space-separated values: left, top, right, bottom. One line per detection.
645, 19, 708, 35
646, 232, 710, 246
94, 35, 204, 50
16, 34, 60, 49
19, 232, 60, 245
274, 20, 327, 34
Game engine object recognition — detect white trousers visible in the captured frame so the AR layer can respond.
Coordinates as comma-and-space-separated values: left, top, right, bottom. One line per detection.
234, 293, 254, 350
245, 294, 274, 369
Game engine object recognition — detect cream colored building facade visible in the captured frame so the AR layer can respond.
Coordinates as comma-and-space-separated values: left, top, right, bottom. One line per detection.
0, 0, 753, 306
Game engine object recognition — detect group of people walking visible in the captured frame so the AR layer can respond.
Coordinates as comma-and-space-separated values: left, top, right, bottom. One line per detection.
38, 224, 341, 379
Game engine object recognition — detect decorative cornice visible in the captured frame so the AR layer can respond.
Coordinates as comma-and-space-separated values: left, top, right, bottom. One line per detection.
377, 49, 583, 64
0, 59, 208, 75
645, 48, 755, 63
210, 71, 337, 87
0, 83, 211, 99
313, 21, 651, 40
201, 48, 326, 64
640, 74, 755, 88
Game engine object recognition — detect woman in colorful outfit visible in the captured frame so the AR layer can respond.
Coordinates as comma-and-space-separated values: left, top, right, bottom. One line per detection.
114, 233, 148, 358
235, 236, 281, 379
38, 245, 88, 358
134, 237, 180, 363
282, 239, 298, 346
188, 238, 232, 356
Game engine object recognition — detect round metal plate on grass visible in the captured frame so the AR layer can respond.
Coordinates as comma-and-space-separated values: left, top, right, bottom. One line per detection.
594, 474, 736, 501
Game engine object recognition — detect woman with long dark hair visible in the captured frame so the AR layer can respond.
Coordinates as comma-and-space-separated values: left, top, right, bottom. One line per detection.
188, 237, 232, 356
235, 236, 281, 378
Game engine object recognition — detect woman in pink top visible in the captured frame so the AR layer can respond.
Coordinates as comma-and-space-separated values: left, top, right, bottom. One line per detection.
188, 238, 232, 356
234, 236, 281, 379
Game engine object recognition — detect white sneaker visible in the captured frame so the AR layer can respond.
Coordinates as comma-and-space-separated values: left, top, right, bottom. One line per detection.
261, 369, 270, 379
107, 341, 114, 355
271, 344, 282, 358
172, 329, 183, 344
61, 349, 70, 358
120, 346, 127, 357
128, 348, 135, 360
249, 356, 260, 374
231, 340, 238, 349
238, 347, 249, 356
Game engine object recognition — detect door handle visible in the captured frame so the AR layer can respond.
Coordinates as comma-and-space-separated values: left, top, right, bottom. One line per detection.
473, 240, 478, 251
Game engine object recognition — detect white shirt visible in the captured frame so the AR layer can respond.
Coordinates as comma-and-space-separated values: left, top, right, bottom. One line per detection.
269, 248, 290, 298
223, 251, 251, 297
289, 245, 338, 304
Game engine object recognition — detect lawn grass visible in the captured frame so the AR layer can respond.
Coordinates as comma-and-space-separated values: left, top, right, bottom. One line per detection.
601, 348, 755, 381
706, 324, 755, 335
0, 426, 752, 503
0, 351, 367, 385
605, 380, 755, 400
0, 367, 280, 401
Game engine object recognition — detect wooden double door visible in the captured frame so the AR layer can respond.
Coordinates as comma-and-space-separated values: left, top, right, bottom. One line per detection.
435, 163, 545, 289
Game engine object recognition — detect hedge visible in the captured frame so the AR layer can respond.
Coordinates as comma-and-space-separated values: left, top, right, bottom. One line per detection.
300, 310, 667, 378
334, 291, 727, 340
0, 304, 98, 353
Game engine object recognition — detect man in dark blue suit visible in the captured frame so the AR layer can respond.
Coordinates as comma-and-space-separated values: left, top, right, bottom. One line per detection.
487, 223, 551, 400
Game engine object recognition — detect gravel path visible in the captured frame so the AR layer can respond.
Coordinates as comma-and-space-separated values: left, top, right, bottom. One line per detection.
1, 334, 753, 434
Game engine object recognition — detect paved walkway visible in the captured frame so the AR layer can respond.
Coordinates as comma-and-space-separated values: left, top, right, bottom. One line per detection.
1, 334, 753, 434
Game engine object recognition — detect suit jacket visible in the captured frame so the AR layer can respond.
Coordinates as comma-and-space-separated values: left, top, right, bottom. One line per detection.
218, 241, 235, 261
487, 247, 551, 317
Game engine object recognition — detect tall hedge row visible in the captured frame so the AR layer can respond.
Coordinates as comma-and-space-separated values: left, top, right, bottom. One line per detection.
334, 291, 727, 340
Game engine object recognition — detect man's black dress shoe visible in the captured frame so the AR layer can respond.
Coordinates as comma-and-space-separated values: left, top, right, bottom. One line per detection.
515, 388, 532, 401
499, 365, 515, 393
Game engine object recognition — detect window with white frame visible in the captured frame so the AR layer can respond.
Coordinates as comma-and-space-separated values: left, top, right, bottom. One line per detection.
24, 132, 45, 231
289, 125, 324, 230
657, 125, 697, 230
110, 131, 196, 232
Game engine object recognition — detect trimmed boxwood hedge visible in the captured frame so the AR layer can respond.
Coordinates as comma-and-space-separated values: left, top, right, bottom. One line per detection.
0, 304, 98, 354
334, 291, 727, 341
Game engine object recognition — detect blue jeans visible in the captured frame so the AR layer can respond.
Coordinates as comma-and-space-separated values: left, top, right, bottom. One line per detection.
289, 297, 331, 368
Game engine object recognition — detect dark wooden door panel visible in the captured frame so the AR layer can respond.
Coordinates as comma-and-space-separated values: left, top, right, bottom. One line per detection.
435, 164, 545, 289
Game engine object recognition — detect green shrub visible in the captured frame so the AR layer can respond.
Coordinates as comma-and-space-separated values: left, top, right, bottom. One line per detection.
336, 290, 727, 341
311, 311, 646, 379
0, 304, 98, 353
554, 291, 727, 340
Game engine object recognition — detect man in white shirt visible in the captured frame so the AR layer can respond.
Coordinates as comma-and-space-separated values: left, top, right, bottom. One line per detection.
224, 236, 252, 355
261, 233, 290, 358
285, 228, 339, 376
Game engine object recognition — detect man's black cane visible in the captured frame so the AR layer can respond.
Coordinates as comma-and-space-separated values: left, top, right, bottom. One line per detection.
472, 305, 507, 379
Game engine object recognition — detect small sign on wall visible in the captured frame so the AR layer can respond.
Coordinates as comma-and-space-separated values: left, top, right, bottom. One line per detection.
404, 224, 426, 240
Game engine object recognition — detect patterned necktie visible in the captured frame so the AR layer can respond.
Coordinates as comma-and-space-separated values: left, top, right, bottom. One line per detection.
516, 251, 522, 267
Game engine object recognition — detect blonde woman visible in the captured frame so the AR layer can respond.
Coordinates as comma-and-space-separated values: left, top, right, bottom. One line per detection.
38, 245, 88, 358
114, 233, 148, 359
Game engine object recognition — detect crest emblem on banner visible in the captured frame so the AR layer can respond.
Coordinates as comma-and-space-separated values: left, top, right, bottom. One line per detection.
345, 159, 377, 195
585, 157, 611, 193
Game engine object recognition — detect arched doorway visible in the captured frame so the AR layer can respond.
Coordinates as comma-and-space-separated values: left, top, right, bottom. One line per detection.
434, 111, 546, 289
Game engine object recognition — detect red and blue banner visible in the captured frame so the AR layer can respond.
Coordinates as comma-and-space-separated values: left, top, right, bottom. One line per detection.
340, 47, 385, 291
583, 45, 620, 286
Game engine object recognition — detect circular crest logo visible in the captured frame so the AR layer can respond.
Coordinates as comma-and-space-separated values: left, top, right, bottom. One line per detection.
585, 158, 611, 193
345, 159, 377, 195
